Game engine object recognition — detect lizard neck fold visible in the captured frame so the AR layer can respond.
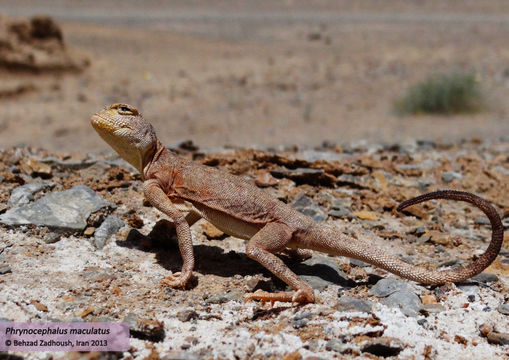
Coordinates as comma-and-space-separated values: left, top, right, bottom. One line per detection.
142, 140, 165, 180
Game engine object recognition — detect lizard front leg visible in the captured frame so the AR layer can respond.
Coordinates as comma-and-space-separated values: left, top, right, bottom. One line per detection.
143, 179, 195, 288
244, 222, 315, 304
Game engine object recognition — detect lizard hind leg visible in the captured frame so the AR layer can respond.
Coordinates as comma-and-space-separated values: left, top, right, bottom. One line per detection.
243, 222, 315, 304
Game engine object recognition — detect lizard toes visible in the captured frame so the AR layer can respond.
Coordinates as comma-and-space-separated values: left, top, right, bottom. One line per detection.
243, 289, 268, 303
160, 272, 187, 288
291, 289, 314, 304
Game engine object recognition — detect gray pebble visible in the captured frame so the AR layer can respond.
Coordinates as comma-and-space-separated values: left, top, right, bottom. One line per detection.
8, 182, 56, 207
420, 303, 446, 315
305, 339, 320, 352
325, 339, 348, 353
336, 174, 372, 190
369, 278, 414, 297
204, 295, 229, 305
8, 165, 20, 174
177, 309, 199, 322
123, 313, 164, 342
203, 290, 243, 304
44, 232, 61, 244
471, 273, 499, 283
0, 185, 112, 231
474, 217, 490, 225
297, 150, 346, 162
417, 319, 428, 327
293, 318, 308, 329
328, 208, 353, 219
417, 178, 436, 191
457, 285, 480, 294
434, 245, 446, 253
497, 304, 509, 315
94, 215, 125, 249
336, 296, 373, 313
39, 156, 97, 170
414, 226, 426, 236
442, 171, 463, 183
272, 168, 323, 177
290, 194, 327, 222
395, 159, 436, 171
291, 314, 311, 328
0, 264, 12, 274
382, 290, 421, 317
293, 312, 313, 321
350, 258, 370, 267
437, 259, 458, 267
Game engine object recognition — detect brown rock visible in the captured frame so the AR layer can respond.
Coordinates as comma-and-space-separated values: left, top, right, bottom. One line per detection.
282, 351, 302, 360
487, 332, 509, 345
83, 227, 95, 236
372, 170, 387, 189
420, 294, 437, 305
255, 171, 279, 187
30, 299, 48, 312
201, 222, 224, 239
354, 211, 378, 221
479, 323, 494, 337
20, 158, 52, 178
127, 214, 144, 229
454, 335, 468, 345
427, 230, 451, 246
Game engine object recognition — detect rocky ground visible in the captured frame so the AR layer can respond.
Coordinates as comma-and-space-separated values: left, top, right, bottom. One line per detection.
0, 138, 508, 359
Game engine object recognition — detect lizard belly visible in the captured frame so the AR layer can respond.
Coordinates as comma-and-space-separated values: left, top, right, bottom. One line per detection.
192, 203, 262, 240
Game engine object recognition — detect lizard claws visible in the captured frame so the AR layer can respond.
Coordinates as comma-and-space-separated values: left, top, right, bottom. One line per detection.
160, 272, 188, 289
243, 289, 267, 303
243, 289, 314, 304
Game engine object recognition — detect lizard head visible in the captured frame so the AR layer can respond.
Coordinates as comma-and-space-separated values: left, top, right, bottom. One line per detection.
91, 103, 157, 172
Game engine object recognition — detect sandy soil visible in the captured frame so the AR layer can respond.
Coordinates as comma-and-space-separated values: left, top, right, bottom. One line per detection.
0, 139, 508, 359
0, 0, 509, 154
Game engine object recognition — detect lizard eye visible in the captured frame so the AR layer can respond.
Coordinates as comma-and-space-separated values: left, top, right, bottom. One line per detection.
110, 103, 139, 115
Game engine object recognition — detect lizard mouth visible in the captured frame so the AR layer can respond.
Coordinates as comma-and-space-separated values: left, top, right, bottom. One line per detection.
90, 113, 115, 133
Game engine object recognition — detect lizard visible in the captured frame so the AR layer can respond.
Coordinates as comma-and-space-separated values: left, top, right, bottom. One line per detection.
90, 103, 504, 304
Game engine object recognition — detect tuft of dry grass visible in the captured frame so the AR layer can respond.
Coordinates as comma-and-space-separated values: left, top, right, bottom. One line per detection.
396, 72, 484, 115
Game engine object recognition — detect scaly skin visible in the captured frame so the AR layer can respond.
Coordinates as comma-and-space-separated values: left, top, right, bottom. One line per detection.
91, 104, 504, 304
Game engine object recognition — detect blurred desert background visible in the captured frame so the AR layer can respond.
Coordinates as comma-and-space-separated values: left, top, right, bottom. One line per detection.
1, 0, 509, 152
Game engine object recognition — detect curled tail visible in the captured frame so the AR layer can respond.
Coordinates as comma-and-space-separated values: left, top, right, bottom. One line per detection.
318, 190, 504, 284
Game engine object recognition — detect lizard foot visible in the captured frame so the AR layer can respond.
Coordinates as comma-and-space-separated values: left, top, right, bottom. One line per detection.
160, 272, 189, 289
243, 289, 315, 305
